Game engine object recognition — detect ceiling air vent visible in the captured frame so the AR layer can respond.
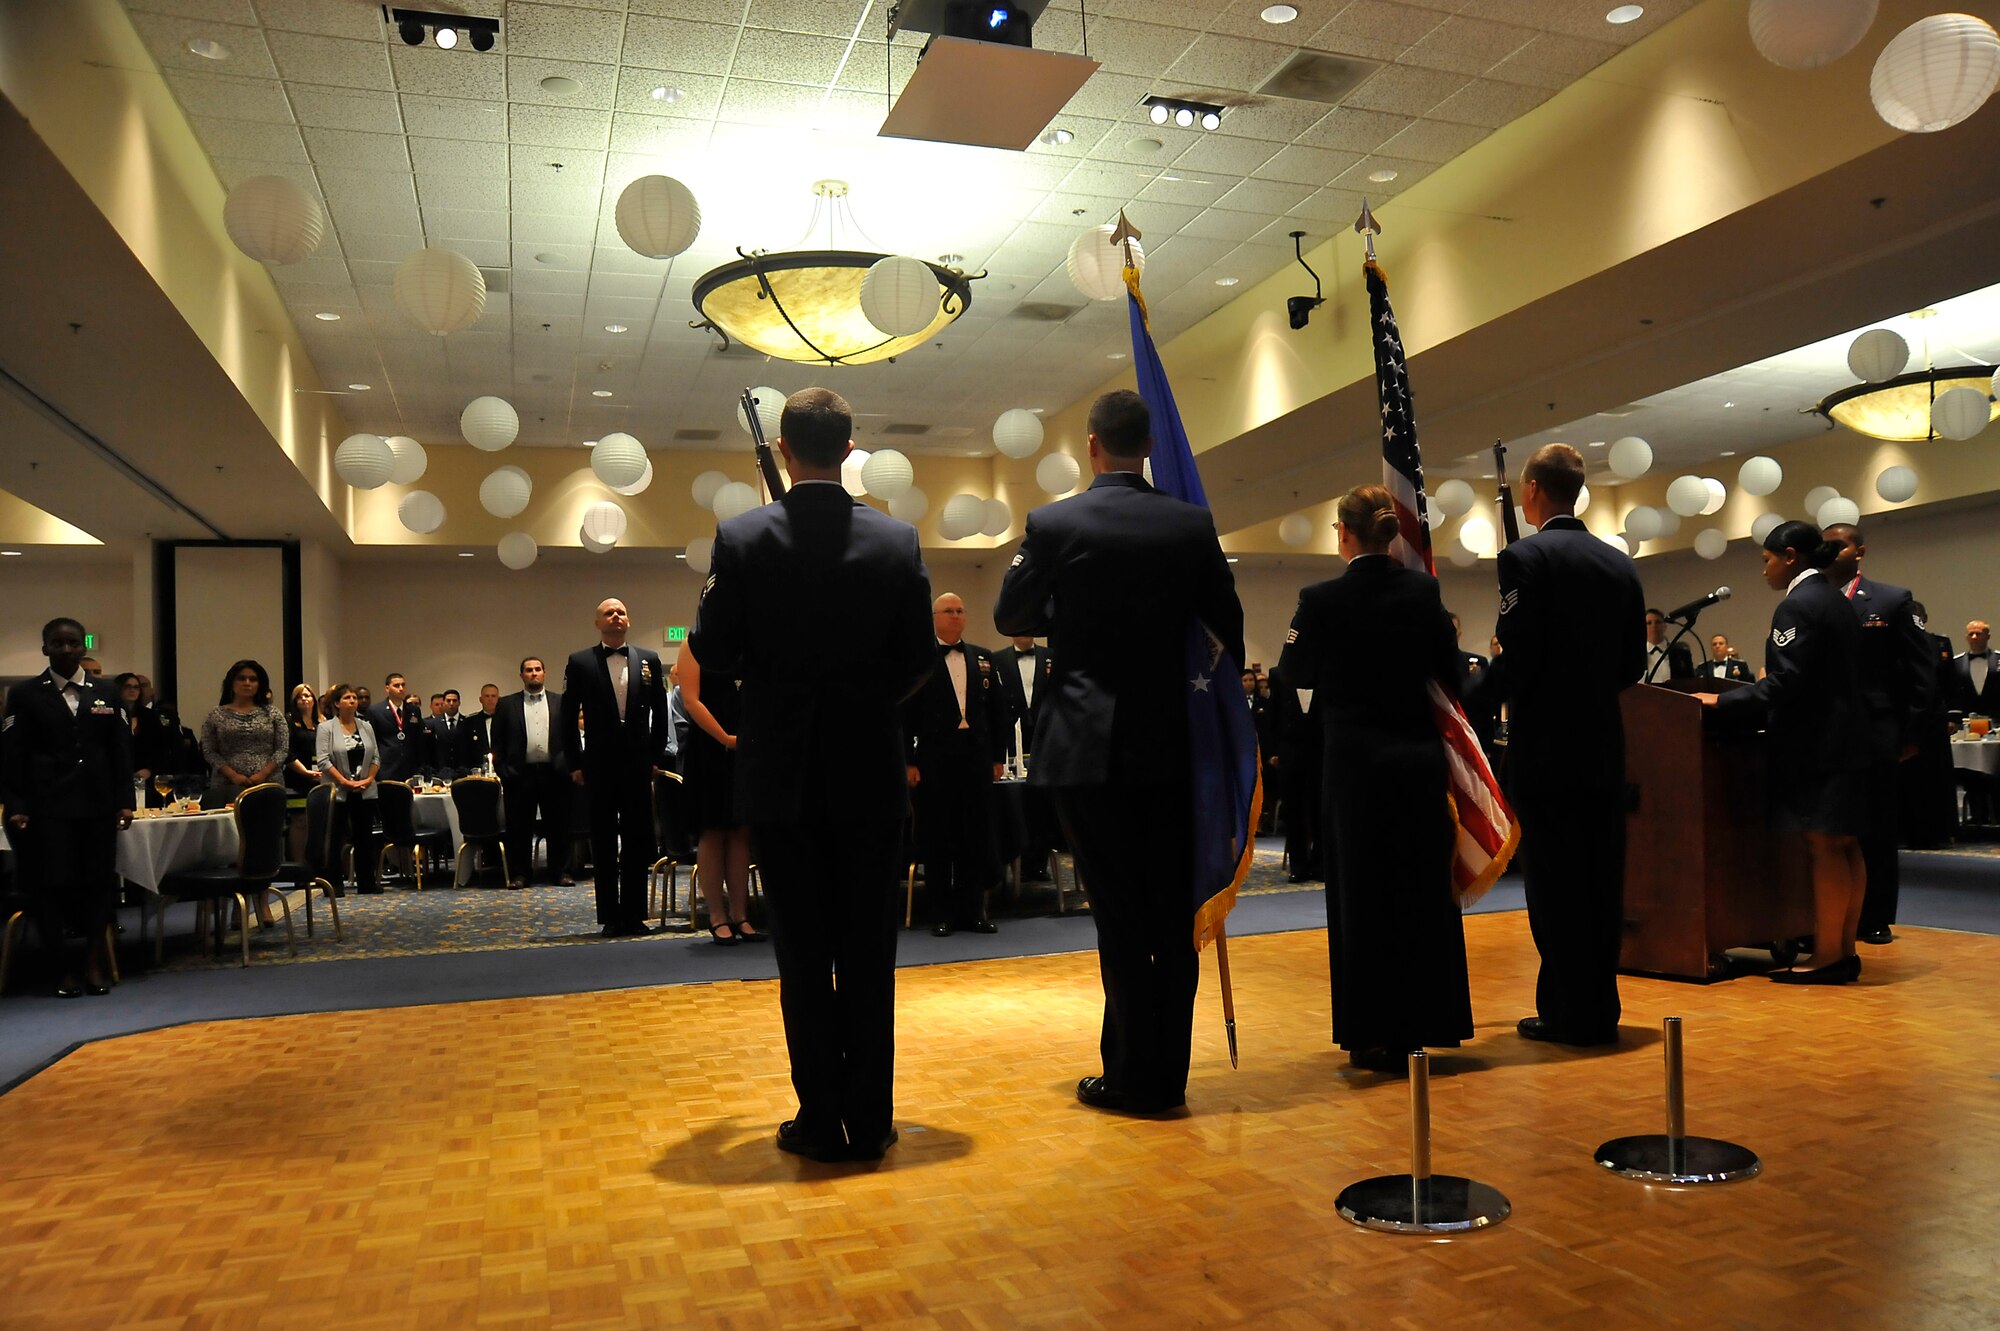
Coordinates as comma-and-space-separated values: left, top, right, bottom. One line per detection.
477, 268, 511, 293
882, 423, 932, 435
1256, 50, 1384, 106
673, 428, 722, 441
1013, 301, 1081, 322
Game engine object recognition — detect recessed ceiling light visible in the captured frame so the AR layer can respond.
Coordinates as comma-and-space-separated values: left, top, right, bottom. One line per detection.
603, 323, 628, 334
1107, 352, 1127, 360
676, 553, 687, 559
1588, 440, 1606, 447
650, 85, 684, 103
1174, 107, 1195, 128
458, 551, 474, 558
1, 550, 21, 557
1722, 400, 1735, 408
314, 311, 340, 321
1606, 5, 1644, 24
1260, 4, 1299, 23
348, 383, 371, 391
938, 253, 964, 265
1039, 126, 1074, 145
1367, 168, 1399, 183
1029, 407, 1045, 414
1226, 555, 1242, 563
1215, 276, 1240, 286
434, 25, 459, 49
1127, 136, 1164, 155
187, 37, 229, 59
592, 389, 613, 397
534, 252, 562, 266
1149, 103, 1169, 126
1719, 450, 1737, 457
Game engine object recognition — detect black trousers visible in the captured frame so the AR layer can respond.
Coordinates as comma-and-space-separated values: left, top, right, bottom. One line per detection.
1054, 781, 1199, 1104
504, 763, 570, 883
1513, 771, 1625, 1039
15, 815, 117, 967
1858, 759, 1901, 933
330, 795, 378, 892
1282, 752, 1320, 876
585, 764, 653, 926
753, 812, 903, 1148
914, 732, 996, 925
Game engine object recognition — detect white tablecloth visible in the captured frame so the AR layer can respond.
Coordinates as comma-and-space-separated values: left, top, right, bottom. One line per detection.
1951, 737, 2000, 777
411, 791, 464, 849
117, 811, 239, 892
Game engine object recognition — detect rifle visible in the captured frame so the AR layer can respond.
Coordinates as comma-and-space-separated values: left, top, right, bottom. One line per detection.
1493, 439, 1520, 547
741, 387, 788, 500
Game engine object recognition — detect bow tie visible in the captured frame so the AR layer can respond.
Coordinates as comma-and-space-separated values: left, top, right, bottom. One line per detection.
941, 642, 965, 654
601, 645, 627, 657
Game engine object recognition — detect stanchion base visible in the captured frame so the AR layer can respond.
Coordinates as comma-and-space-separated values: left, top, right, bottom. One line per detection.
1594, 1134, 1761, 1184
1335, 1174, 1511, 1234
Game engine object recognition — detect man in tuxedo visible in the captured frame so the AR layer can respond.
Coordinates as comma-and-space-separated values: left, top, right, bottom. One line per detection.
994, 634, 1049, 766
1702, 635, 1753, 682
662, 660, 691, 774
425, 689, 481, 772
1641, 609, 1695, 683
1951, 620, 1998, 714
1827, 524, 1937, 943
904, 593, 1014, 936
494, 657, 571, 889
364, 673, 420, 781
562, 599, 670, 936
1452, 611, 1499, 754
1, 617, 134, 998
467, 684, 501, 767
1490, 443, 1646, 1046
690, 385, 935, 1164
995, 389, 1243, 1116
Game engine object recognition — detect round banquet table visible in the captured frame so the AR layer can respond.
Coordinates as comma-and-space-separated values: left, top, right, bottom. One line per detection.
117, 810, 240, 892
410, 790, 465, 849
1950, 736, 2000, 777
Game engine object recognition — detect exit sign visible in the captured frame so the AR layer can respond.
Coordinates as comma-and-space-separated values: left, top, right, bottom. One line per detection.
664, 625, 688, 644
84, 633, 98, 650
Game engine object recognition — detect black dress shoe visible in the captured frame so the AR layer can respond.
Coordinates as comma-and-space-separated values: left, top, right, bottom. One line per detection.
1517, 1017, 1619, 1047
846, 1127, 899, 1161
1346, 1047, 1407, 1074
1075, 1076, 1183, 1116
1860, 927, 1894, 945
1770, 954, 1861, 985
775, 1119, 849, 1163
963, 918, 998, 935
557, 875, 576, 886
931, 921, 954, 937
599, 924, 621, 938
54, 978, 84, 999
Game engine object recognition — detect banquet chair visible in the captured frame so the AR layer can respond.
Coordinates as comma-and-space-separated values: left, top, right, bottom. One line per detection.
272, 782, 340, 941
155, 782, 291, 967
648, 769, 691, 923
373, 781, 428, 889
449, 775, 509, 887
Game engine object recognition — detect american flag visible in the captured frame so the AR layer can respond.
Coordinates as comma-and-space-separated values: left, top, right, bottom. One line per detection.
1366, 259, 1519, 904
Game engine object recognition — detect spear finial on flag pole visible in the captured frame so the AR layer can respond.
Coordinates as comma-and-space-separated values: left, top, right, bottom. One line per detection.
1111, 209, 1143, 270
1353, 199, 1381, 263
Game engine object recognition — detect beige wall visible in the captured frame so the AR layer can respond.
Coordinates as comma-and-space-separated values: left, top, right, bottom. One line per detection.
173, 546, 284, 712
0, 559, 134, 679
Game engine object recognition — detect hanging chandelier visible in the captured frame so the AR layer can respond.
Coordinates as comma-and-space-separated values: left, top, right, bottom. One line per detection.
1814, 367, 1997, 441
691, 180, 977, 366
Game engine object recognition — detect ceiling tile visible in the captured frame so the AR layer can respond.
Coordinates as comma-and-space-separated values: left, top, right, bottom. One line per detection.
128, 0, 257, 21
340, 232, 422, 264
1255, 142, 1363, 187
1203, 0, 1340, 41
1211, 178, 1314, 215
1378, 118, 1489, 163
265, 30, 394, 90
286, 86, 403, 134
163, 71, 295, 124
316, 167, 418, 209
1137, 172, 1244, 207
730, 27, 849, 86
326, 201, 422, 237
187, 115, 308, 161
503, 3, 628, 64
346, 258, 403, 287
607, 111, 713, 158
390, 44, 507, 100
1060, 71, 1157, 121
1084, 20, 1204, 78
622, 16, 741, 76
1296, 105, 1413, 153
302, 126, 412, 172
506, 56, 621, 110
717, 79, 825, 127
509, 105, 613, 151
409, 136, 508, 178
1401, 16, 1537, 76
509, 145, 606, 186
1177, 209, 1274, 244
207, 156, 318, 191
1486, 32, 1620, 89
585, 272, 665, 300
1170, 134, 1277, 176
250, 0, 384, 42
398, 95, 508, 142
1429, 78, 1554, 128
422, 208, 512, 244
510, 212, 599, 247
128, 13, 280, 78
1329, 155, 1435, 192
1344, 63, 1469, 117
414, 176, 510, 212
1306, 1, 1449, 61
746, 0, 872, 39
613, 68, 728, 121
1165, 33, 1296, 92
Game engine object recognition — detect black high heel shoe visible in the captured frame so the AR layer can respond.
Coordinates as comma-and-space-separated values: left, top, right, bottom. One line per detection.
708, 921, 739, 946
733, 919, 769, 942
1770, 954, 1861, 985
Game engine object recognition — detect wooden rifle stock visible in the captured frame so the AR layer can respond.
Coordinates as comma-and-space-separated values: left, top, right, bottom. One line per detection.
1493, 440, 1520, 547
741, 387, 788, 500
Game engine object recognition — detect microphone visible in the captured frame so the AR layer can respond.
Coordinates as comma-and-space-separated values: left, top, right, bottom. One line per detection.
1666, 587, 1731, 622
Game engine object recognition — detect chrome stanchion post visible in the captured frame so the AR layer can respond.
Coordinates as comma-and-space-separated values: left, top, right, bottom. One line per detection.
1337, 1051, 1510, 1234
1597, 1016, 1760, 1184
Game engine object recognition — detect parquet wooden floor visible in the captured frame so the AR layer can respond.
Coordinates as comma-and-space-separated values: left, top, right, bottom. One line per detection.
1, 913, 1995, 1330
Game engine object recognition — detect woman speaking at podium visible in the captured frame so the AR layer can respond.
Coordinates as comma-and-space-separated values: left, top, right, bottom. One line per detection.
1701, 520, 1868, 984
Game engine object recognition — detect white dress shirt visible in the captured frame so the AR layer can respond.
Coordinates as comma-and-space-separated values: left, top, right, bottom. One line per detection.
1972, 652, 1991, 695
522, 688, 551, 763
50, 666, 86, 715
604, 644, 628, 719
939, 639, 969, 728
1015, 651, 1037, 710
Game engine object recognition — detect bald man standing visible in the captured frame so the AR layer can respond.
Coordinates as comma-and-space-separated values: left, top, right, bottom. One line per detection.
562, 597, 671, 936
903, 592, 1015, 936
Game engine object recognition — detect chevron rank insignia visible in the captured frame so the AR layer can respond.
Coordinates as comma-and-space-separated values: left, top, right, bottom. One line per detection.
1499, 589, 1520, 615
1010, 553, 1023, 567
1772, 625, 1797, 647
1, 715, 12, 732
1284, 628, 1298, 644
1914, 611, 1928, 631
701, 575, 717, 599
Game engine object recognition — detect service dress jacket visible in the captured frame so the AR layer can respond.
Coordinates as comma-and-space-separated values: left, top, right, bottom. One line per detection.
1, 670, 135, 820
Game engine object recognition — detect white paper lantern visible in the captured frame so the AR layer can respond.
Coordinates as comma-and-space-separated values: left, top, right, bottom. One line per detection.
1749, 0, 1879, 70
590, 432, 648, 488
580, 525, 616, 554
1751, 512, 1786, 543
1817, 496, 1862, 529
1602, 532, 1632, 556
1424, 504, 1446, 530
1802, 485, 1841, 516
611, 457, 654, 497
1276, 514, 1314, 547
1066, 223, 1145, 302
889, 486, 929, 525
1693, 528, 1729, 561
581, 501, 628, 545
841, 448, 872, 497
859, 255, 937, 336
1871, 13, 2000, 133
940, 493, 986, 540
862, 449, 915, 500
333, 433, 394, 489
692, 469, 731, 510
396, 490, 445, 534
981, 498, 1013, 538
479, 465, 532, 519
497, 532, 538, 570
1992, 366, 2000, 400
1847, 328, 1909, 383
1666, 474, 1710, 517
736, 386, 784, 440
614, 174, 701, 259
711, 481, 761, 523
1702, 479, 1727, 516
1575, 483, 1591, 516
461, 396, 518, 451
384, 435, 426, 485
993, 409, 1045, 459
1624, 506, 1664, 541
1608, 436, 1653, 480
1876, 465, 1918, 503
1655, 507, 1682, 538
394, 247, 486, 335
1036, 453, 1081, 496
1433, 478, 1476, 517
1739, 455, 1783, 497
1448, 544, 1479, 568
1458, 515, 1497, 557
222, 175, 324, 265
684, 536, 714, 574
1933, 385, 1992, 440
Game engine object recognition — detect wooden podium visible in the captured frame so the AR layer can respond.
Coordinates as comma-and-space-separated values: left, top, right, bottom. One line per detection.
1619, 679, 1813, 980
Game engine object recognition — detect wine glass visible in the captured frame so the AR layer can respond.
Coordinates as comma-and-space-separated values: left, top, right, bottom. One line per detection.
153, 773, 174, 803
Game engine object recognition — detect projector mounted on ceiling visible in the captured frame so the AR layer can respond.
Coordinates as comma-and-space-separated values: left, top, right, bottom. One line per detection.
879, 0, 1100, 152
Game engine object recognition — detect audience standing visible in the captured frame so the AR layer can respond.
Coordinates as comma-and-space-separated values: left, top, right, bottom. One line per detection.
1951, 619, 1997, 714
493, 657, 571, 889
315, 684, 381, 895
364, 674, 419, 782
1641, 608, 1695, 683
